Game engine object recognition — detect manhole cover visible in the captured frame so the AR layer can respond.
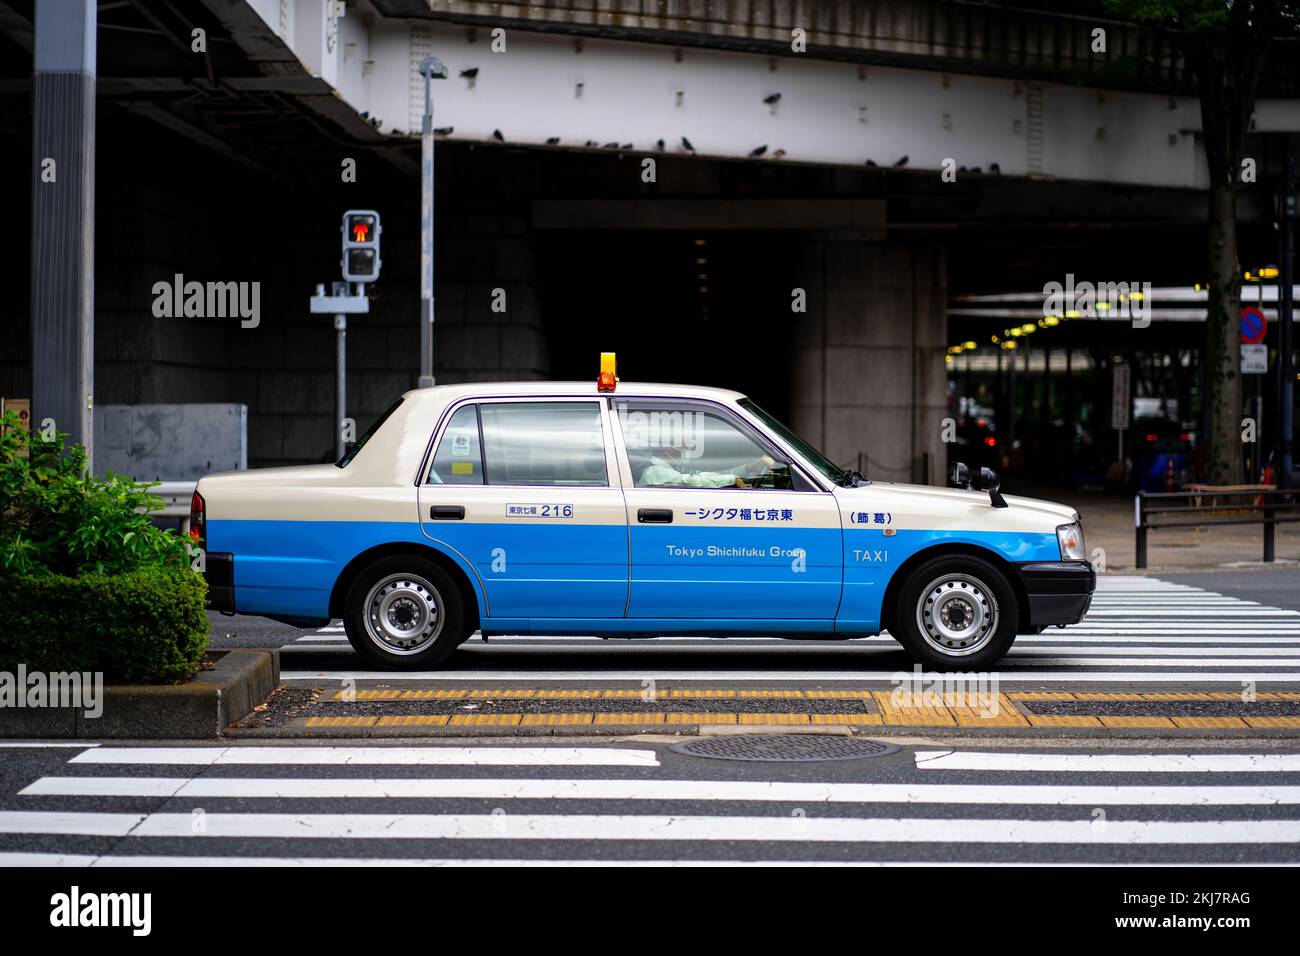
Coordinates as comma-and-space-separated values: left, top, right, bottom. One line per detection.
670, 734, 898, 763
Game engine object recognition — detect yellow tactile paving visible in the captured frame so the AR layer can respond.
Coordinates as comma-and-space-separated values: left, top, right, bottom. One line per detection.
665, 712, 736, 724
304, 716, 378, 728
447, 714, 522, 726
374, 715, 450, 727
1074, 692, 1155, 701
519, 713, 593, 726
383, 689, 470, 700
810, 713, 884, 725
949, 701, 1031, 728
1170, 717, 1251, 730
1009, 692, 1078, 700
339, 689, 401, 701
803, 690, 876, 700
738, 713, 811, 724
592, 712, 666, 725
665, 689, 737, 699
1024, 714, 1103, 728
466, 689, 536, 699
1242, 716, 1300, 729
872, 691, 957, 726
1098, 715, 1178, 729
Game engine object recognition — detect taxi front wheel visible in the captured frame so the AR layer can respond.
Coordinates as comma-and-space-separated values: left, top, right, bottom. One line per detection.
344, 556, 467, 668
892, 555, 1019, 670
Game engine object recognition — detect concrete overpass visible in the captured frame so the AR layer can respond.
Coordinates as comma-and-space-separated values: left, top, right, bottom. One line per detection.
2, 0, 1297, 485
229, 0, 1300, 188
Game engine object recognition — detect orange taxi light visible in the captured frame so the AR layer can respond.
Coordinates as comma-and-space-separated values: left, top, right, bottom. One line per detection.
597, 352, 618, 392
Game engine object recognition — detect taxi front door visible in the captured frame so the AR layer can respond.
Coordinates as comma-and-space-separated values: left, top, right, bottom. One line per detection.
613, 399, 843, 623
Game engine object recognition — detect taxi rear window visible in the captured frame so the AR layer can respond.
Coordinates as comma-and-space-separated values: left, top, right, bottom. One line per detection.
337, 398, 402, 468
427, 402, 608, 486
427, 404, 483, 484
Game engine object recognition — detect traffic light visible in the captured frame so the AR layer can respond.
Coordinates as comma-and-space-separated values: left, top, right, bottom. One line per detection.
341, 209, 381, 283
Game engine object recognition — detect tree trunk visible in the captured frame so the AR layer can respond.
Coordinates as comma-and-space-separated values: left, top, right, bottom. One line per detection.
1203, 179, 1243, 483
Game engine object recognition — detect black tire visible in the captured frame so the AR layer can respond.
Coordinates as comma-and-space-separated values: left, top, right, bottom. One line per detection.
890, 555, 1019, 670
343, 556, 468, 668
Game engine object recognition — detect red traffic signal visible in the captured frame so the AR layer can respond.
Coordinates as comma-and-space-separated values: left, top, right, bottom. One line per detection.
341, 210, 381, 283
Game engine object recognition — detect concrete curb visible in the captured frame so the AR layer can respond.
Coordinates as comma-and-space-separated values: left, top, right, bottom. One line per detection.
0, 648, 280, 739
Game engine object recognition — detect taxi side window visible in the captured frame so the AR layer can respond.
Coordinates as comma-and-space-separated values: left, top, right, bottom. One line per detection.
427, 404, 484, 484
618, 402, 794, 490
480, 402, 608, 486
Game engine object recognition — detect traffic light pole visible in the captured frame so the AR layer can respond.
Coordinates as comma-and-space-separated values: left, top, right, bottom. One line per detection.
309, 283, 369, 460
335, 298, 348, 462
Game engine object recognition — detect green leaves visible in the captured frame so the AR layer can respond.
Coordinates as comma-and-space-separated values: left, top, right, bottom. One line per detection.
0, 411, 194, 578
0, 569, 209, 683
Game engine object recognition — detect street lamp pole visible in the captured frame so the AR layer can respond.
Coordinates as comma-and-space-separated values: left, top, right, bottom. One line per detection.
419, 56, 448, 388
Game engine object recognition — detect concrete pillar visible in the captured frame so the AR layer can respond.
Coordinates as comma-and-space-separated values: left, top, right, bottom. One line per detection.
790, 240, 947, 484
30, 0, 95, 461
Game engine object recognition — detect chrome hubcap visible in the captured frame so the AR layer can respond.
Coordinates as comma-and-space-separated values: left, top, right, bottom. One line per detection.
915, 573, 998, 656
364, 573, 443, 655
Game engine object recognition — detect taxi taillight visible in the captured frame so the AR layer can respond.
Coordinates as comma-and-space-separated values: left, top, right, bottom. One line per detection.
597, 351, 618, 392
189, 490, 206, 542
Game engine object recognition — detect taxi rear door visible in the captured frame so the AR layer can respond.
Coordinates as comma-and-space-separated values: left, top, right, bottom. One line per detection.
612, 398, 842, 622
418, 397, 629, 621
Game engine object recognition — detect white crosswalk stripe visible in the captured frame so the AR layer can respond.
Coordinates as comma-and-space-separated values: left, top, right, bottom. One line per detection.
2, 744, 1299, 865
276, 575, 1300, 684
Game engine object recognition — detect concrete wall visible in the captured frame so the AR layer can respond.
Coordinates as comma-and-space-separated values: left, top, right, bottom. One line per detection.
790, 240, 947, 484
433, 212, 549, 384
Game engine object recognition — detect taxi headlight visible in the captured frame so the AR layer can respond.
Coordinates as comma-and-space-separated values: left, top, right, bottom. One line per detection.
1056, 522, 1085, 561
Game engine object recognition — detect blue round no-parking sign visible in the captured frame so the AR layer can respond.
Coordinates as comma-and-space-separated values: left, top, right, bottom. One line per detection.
1240, 306, 1267, 344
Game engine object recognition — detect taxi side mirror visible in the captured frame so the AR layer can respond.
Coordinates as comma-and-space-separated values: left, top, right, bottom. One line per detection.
950, 461, 1007, 508
971, 466, 1008, 509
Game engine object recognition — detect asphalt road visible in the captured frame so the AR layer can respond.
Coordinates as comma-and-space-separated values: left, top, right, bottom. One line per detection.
242, 572, 1300, 690
7, 571, 1300, 867
2, 739, 1298, 865
1157, 566, 1300, 611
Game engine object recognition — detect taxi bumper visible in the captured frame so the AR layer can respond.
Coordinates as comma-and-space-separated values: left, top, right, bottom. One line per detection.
204, 552, 236, 612
1015, 560, 1095, 628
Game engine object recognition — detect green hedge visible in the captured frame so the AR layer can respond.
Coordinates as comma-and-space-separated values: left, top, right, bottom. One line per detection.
0, 569, 209, 684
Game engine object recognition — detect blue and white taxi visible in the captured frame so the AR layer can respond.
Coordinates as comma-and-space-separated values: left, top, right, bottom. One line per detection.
194, 360, 1094, 670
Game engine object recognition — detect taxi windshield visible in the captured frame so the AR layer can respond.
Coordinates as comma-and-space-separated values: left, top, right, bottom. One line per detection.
738, 398, 847, 485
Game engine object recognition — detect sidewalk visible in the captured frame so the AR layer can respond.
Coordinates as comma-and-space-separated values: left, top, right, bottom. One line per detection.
1004, 484, 1300, 571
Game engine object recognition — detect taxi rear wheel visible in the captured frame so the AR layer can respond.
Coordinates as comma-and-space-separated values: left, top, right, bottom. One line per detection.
344, 556, 467, 668
892, 555, 1018, 670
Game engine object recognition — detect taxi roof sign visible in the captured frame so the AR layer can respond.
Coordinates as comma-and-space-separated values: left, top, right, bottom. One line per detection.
597, 352, 617, 391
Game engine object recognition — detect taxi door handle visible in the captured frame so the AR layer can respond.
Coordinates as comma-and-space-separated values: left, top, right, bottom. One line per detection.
638, 508, 673, 524
429, 505, 465, 520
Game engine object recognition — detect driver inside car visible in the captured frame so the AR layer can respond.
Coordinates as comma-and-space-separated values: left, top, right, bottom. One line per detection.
639, 443, 777, 488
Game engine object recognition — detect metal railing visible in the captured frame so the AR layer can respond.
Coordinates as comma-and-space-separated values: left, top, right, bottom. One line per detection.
1134, 489, 1300, 568
150, 480, 197, 535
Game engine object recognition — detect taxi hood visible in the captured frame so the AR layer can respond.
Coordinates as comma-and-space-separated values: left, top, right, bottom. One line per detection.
837, 480, 1080, 523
